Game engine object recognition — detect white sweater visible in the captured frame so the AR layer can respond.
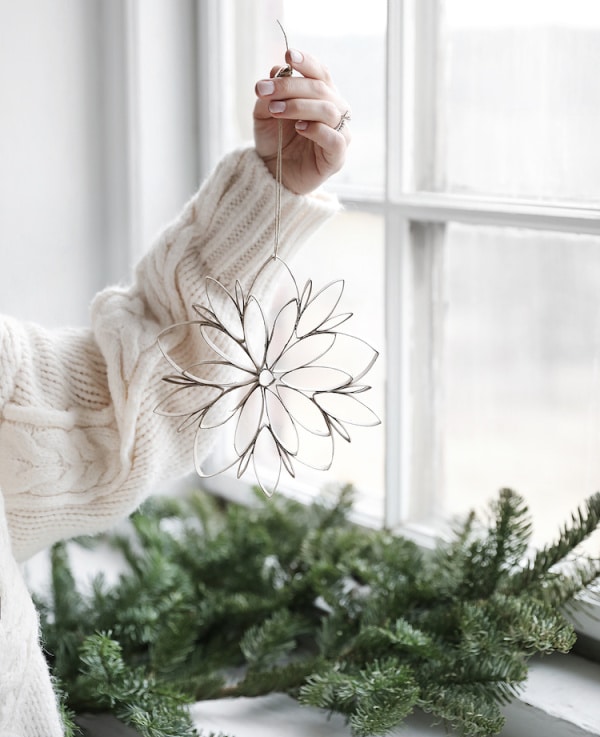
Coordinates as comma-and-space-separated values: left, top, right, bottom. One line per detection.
0, 147, 337, 735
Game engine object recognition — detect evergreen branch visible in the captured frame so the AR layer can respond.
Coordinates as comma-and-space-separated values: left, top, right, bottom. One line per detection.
37, 487, 600, 737
509, 492, 600, 593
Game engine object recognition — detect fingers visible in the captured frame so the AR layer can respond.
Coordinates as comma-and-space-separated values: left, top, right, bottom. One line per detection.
285, 49, 333, 84
254, 65, 351, 138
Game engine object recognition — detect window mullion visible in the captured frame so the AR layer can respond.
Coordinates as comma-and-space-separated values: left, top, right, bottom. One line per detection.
385, 0, 444, 529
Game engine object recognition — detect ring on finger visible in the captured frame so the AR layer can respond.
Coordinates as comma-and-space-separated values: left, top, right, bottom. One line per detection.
334, 110, 352, 132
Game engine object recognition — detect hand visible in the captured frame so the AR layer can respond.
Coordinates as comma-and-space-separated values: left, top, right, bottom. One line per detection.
254, 49, 351, 195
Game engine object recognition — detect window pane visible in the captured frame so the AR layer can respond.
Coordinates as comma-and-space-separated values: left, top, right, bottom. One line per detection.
440, 0, 600, 203
285, 210, 386, 519
223, 1, 387, 198
281, 0, 387, 196
442, 223, 600, 547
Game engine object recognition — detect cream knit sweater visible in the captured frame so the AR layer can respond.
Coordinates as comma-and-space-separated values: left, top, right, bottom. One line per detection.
0, 147, 337, 735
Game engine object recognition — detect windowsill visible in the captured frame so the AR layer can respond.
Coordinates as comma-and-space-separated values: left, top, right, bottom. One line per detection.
74, 652, 600, 737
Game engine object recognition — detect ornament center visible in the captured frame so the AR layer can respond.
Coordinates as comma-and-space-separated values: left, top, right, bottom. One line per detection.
258, 369, 275, 387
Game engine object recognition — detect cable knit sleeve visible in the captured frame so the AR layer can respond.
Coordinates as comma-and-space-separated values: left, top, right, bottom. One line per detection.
0, 147, 339, 562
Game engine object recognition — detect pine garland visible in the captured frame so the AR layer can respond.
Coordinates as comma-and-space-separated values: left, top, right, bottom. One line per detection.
36, 487, 600, 737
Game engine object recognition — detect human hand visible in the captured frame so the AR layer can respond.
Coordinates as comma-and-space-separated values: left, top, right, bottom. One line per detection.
254, 49, 351, 195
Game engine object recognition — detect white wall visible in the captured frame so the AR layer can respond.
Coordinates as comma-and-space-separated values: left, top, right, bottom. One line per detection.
0, 0, 200, 328
0, 0, 105, 326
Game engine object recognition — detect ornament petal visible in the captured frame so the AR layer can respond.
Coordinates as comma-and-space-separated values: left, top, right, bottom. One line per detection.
155, 384, 221, 418
280, 448, 296, 478
253, 427, 282, 497
315, 392, 381, 427
243, 297, 268, 369
200, 384, 253, 429
318, 312, 353, 332
200, 325, 256, 373
294, 423, 334, 471
183, 361, 256, 387
265, 388, 299, 455
299, 280, 312, 312
274, 333, 336, 373
157, 321, 204, 375
280, 367, 351, 392
316, 333, 379, 382
297, 280, 344, 337
192, 304, 219, 326
206, 278, 244, 341
247, 257, 300, 329
276, 386, 330, 436
194, 422, 242, 478
266, 299, 299, 368
234, 386, 265, 455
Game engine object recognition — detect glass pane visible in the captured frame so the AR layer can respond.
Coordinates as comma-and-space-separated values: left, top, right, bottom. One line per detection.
284, 210, 385, 519
224, 0, 387, 197
440, 0, 600, 203
442, 223, 600, 548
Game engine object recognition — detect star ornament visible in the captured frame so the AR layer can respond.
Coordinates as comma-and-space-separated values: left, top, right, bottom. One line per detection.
156, 256, 380, 497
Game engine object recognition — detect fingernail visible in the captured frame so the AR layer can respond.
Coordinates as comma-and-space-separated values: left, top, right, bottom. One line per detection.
295, 120, 308, 131
289, 49, 303, 64
257, 80, 275, 96
269, 101, 286, 113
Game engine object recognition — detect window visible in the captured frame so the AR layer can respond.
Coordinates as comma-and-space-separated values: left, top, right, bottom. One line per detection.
199, 0, 600, 647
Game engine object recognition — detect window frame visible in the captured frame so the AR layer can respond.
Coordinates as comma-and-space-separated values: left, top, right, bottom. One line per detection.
385, 0, 600, 646
192, 0, 600, 648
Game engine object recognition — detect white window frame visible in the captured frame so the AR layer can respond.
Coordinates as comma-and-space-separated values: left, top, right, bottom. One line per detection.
192, 0, 600, 650
386, 0, 600, 650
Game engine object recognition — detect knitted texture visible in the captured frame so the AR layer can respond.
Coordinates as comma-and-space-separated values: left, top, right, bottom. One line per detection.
0, 146, 338, 734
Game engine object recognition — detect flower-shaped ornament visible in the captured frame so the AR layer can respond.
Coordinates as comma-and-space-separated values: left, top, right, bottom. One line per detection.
156, 257, 379, 497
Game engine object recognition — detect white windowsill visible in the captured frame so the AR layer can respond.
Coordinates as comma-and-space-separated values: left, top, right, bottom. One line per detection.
74, 652, 600, 737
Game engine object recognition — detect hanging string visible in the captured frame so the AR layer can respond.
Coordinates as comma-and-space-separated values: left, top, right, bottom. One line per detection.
273, 21, 293, 259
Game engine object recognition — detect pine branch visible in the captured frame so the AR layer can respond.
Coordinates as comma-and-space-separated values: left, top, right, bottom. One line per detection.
38, 487, 600, 737
509, 492, 600, 593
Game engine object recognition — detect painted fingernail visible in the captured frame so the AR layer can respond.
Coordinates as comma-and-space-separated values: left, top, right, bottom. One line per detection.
289, 49, 303, 64
269, 101, 286, 113
257, 80, 275, 96
295, 120, 308, 131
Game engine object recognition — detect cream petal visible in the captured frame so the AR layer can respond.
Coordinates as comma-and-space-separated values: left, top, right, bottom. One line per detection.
318, 312, 352, 332
206, 278, 244, 341
237, 449, 253, 479
266, 300, 299, 368
299, 279, 312, 312
243, 297, 268, 369
252, 427, 282, 497
183, 361, 255, 387
247, 257, 300, 328
265, 389, 299, 455
155, 384, 221, 417
194, 423, 241, 478
277, 385, 330, 436
234, 280, 245, 311
280, 449, 296, 478
297, 280, 345, 337
274, 333, 336, 373
315, 392, 381, 427
294, 423, 334, 471
200, 325, 256, 373
280, 367, 351, 392
315, 333, 379, 382
200, 384, 253, 429
157, 321, 204, 375
192, 304, 219, 326
234, 386, 265, 455
327, 416, 352, 443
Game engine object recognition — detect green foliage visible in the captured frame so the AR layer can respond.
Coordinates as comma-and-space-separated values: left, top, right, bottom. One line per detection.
37, 486, 600, 737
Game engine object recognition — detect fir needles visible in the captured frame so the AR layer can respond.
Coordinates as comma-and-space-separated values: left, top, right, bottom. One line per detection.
38, 487, 600, 737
